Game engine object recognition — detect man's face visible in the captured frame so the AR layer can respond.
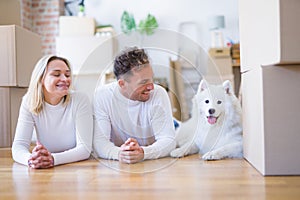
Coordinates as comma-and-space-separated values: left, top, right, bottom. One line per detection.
119, 64, 154, 102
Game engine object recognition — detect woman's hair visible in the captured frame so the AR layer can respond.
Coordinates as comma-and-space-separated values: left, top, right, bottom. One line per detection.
113, 47, 150, 80
26, 55, 72, 115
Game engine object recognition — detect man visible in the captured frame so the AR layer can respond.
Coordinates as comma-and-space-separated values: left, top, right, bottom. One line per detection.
93, 47, 176, 164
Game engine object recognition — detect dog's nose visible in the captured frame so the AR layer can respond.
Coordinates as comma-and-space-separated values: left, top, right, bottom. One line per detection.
208, 108, 215, 115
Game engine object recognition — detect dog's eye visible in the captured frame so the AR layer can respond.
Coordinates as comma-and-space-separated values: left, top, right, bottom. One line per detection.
217, 100, 222, 104
205, 100, 209, 104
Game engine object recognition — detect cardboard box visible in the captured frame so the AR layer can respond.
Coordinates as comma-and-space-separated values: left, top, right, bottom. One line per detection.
0, 87, 27, 147
240, 0, 300, 175
239, 0, 300, 71
208, 47, 233, 76
59, 16, 95, 37
0, 0, 21, 26
242, 65, 300, 175
56, 35, 114, 74
0, 25, 42, 87
209, 47, 231, 57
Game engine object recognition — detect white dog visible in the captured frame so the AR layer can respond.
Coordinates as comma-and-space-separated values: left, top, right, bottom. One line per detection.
170, 80, 243, 160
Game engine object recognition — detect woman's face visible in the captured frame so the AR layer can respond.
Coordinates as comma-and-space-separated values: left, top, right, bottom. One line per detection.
42, 59, 71, 104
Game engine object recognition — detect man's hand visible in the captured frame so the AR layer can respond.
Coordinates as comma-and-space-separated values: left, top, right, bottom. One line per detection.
28, 141, 54, 169
119, 138, 144, 164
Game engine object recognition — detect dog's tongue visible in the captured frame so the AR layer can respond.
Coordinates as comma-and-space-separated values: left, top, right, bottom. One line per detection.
207, 116, 217, 124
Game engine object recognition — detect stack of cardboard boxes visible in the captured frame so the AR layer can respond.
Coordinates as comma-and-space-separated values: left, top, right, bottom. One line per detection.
0, 0, 42, 147
0, 25, 41, 147
239, 0, 300, 175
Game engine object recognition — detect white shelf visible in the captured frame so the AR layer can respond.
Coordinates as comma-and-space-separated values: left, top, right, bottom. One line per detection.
56, 35, 115, 100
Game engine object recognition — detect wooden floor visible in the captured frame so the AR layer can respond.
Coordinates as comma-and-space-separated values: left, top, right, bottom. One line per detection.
1, 148, 300, 200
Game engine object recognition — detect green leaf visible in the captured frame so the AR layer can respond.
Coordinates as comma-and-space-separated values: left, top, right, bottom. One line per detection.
121, 11, 136, 34
138, 14, 159, 35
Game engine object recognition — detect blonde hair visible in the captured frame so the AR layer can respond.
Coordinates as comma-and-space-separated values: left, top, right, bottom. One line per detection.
26, 55, 73, 115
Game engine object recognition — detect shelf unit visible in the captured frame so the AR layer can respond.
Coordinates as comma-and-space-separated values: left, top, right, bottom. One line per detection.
56, 35, 115, 100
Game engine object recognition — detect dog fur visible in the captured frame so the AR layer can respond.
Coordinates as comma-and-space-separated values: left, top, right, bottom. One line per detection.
170, 80, 243, 160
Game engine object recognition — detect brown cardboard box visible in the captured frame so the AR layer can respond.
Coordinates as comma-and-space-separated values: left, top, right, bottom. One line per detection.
239, 0, 300, 72
0, 87, 27, 147
242, 65, 300, 175
0, 0, 21, 26
0, 25, 42, 87
208, 47, 233, 76
240, 0, 300, 175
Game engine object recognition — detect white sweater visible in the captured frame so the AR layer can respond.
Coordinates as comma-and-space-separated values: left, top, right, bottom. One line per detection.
12, 91, 93, 166
93, 82, 176, 160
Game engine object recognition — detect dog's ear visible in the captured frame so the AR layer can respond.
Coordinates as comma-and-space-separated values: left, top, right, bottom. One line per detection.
198, 79, 208, 93
223, 80, 233, 95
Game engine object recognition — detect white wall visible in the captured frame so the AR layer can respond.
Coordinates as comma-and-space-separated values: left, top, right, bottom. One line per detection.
85, 0, 239, 50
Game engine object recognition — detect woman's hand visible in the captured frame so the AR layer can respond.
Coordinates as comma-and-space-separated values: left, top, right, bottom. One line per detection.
28, 141, 54, 169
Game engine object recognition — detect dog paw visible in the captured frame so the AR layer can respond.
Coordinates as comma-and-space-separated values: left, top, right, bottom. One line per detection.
202, 151, 222, 161
170, 148, 185, 158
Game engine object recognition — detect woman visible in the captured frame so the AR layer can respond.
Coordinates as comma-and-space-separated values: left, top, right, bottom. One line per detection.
12, 55, 93, 169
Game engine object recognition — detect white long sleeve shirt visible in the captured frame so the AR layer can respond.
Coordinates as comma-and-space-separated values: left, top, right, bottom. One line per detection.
12, 91, 93, 166
93, 82, 176, 160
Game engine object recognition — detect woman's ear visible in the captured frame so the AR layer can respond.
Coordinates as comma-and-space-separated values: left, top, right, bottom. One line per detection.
41, 77, 45, 86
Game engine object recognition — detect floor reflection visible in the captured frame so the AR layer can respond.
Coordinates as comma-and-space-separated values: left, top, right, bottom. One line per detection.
97, 156, 179, 174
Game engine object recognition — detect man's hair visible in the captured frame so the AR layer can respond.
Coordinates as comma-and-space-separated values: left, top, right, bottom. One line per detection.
113, 47, 149, 79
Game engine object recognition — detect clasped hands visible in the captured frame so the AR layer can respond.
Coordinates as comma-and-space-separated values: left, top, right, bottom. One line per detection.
119, 138, 144, 164
28, 139, 144, 167
28, 141, 54, 169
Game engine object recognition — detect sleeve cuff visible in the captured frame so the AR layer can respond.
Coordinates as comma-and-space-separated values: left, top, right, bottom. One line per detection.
111, 147, 121, 160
